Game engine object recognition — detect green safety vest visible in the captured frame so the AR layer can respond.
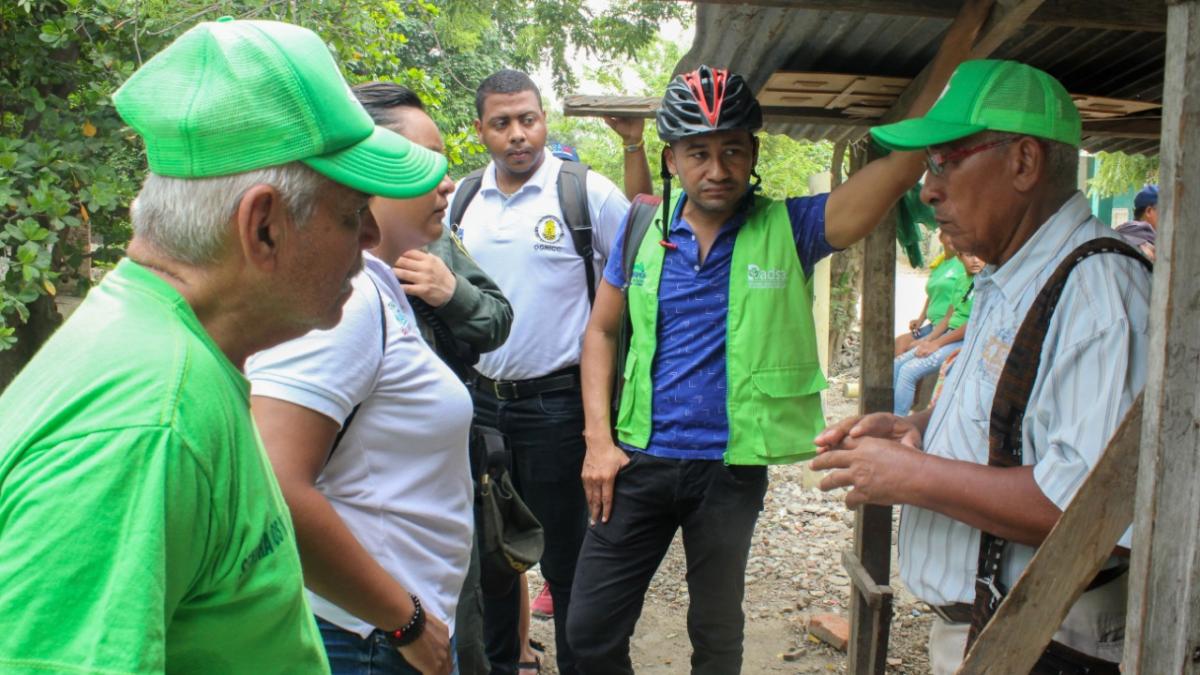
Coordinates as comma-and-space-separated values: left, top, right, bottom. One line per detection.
615, 194, 829, 465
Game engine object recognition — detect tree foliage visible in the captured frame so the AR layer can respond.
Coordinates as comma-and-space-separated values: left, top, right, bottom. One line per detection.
1088, 151, 1159, 198
0, 0, 685, 353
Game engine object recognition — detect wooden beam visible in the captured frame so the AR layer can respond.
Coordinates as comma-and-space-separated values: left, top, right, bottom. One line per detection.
846, 142, 896, 675
680, 0, 1166, 32
1081, 116, 1162, 138
958, 397, 1143, 674
1125, 2, 1200, 671
878, 0, 1047, 125
562, 95, 658, 118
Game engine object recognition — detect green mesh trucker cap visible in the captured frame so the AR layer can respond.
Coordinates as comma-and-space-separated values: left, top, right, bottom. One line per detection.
870, 60, 1082, 151
113, 17, 446, 199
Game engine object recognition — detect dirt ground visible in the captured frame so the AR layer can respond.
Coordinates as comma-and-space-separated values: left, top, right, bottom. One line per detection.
524, 264, 934, 674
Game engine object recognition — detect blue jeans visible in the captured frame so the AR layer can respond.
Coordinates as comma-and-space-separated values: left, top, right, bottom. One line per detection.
893, 341, 962, 415
567, 452, 768, 675
318, 617, 459, 675
471, 385, 588, 675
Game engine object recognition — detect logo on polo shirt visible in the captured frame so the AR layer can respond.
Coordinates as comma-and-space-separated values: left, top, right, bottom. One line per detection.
747, 263, 787, 289
629, 262, 646, 287
534, 216, 565, 251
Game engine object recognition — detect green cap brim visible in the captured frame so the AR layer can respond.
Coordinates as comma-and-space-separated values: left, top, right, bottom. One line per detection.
303, 125, 447, 199
870, 117, 988, 152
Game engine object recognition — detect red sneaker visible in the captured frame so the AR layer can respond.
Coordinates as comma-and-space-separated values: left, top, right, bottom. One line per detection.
531, 584, 554, 619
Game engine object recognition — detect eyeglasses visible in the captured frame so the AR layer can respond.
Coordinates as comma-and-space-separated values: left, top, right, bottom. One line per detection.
925, 138, 1016, 176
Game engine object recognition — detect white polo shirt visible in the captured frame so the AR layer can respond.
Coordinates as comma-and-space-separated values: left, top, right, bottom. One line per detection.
246, 253, 474, 638
453, 152, 630, 381
898, 192, 1151, 606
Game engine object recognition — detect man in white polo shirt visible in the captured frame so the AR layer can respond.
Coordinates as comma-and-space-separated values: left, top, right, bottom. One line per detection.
813, 60, 1151, 673
450, 69, 632, 675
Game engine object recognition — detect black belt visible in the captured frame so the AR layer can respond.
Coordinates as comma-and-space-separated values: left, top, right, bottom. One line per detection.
475, 366, 580, 401
932, 602, 974, 624
933, 565, 1127, 626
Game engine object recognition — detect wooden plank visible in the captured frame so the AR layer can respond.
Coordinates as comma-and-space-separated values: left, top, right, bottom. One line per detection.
846, 142, 896, 675
958, 397, 1144, 674
561, 95, 658, 118
678, 0, 1167, 32
1125, 2, 1200, 672
843, 550, 893, 609
1081, 116, 1162, 138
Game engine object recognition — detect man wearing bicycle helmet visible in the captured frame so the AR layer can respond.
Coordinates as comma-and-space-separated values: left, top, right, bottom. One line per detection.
569, 1, 994, 671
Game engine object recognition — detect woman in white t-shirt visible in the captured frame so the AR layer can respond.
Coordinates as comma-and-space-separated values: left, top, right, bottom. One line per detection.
247, 89, 466, 675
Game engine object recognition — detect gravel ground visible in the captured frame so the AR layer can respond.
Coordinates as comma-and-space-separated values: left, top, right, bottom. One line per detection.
526, 376, 939, 674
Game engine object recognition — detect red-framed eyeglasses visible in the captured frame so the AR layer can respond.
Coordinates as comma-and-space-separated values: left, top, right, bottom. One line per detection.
925, 138, 1015, 176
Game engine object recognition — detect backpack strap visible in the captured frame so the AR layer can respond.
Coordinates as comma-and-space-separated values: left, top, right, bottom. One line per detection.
448, 168, 486, 236
966, 237, 1152, 649
556, 161, 596, 304
612, 193, 663, 411
326, 277, 389, 466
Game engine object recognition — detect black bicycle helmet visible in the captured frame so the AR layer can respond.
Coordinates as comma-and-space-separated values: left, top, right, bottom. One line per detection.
652, 66, 763, 249
656, 65, 762, 142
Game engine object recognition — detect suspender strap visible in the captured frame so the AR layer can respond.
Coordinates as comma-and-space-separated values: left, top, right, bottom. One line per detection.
967, 237, 1151, 651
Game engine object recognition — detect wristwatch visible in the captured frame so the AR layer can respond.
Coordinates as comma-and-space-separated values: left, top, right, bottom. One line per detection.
383, 594, 426, 649
624, 139, 644, 153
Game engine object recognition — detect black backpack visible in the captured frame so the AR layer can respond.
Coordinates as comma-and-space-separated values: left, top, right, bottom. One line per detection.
448, 160, 597, 303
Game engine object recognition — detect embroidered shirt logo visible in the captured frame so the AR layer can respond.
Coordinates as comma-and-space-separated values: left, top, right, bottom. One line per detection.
534, 216, 565, 244
629, 262, 647, 287
747, 263, 787, 289
385, 298, 414, 336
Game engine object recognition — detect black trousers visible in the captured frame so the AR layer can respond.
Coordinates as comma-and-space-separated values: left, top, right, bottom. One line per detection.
567, 452, 768, 675
472, 386, 588, 675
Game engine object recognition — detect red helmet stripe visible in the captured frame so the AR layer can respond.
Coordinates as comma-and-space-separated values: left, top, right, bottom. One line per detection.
683, 67, 729, 127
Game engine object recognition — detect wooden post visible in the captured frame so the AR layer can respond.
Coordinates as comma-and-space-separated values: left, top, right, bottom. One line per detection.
846, 142, 896, 675
958, 398, 1143, 673
1125, 2, 1200, 671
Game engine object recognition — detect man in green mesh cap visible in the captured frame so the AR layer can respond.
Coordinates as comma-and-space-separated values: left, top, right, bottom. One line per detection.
0, 18, 446, 675
813, 59, 1150, 671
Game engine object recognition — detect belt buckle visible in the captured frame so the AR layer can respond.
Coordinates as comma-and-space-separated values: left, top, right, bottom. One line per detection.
492, 379, 518, 400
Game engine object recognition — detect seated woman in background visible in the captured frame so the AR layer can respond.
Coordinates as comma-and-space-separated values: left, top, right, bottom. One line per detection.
895, 230, 966, 357
245, 97, 467, 675
893, 252, 984, 416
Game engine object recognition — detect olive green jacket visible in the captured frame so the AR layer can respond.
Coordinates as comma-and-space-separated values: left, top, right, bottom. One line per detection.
412, 227, 513, 358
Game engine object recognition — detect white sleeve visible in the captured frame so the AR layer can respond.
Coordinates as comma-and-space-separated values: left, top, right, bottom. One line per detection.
586, 171, 631, 268
245, 281, 384, 426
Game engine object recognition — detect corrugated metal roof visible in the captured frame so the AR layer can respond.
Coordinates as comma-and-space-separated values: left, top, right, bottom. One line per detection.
678, 4, 1163, 154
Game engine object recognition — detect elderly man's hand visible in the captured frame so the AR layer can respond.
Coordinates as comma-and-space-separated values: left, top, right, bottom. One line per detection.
814, 412, 923, 453
395, 250, 457, 308
810, 436, 926, 508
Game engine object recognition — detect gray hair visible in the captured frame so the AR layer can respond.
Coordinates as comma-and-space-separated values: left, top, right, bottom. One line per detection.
987, 131, 1079, 196
130, 161, 327, 265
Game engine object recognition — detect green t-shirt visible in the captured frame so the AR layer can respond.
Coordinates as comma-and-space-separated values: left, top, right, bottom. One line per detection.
925, 256, 966, 326
948, 270, 975, 330
0, 260, 328, 675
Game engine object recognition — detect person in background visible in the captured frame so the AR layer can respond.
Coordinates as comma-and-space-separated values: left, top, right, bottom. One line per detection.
0, 17, 447, 674
453, 69, 633, 675
1114, 184, 1158, 260
247, 82, 469, 675
895, 230, 966, 356
892, 251, 984, 416
353, 80, 516, 675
